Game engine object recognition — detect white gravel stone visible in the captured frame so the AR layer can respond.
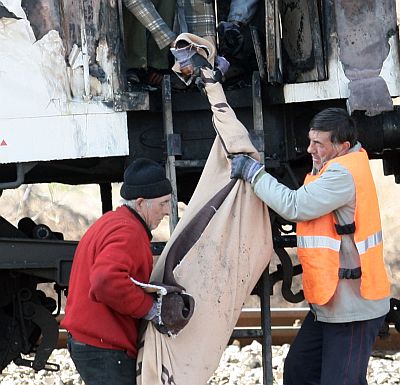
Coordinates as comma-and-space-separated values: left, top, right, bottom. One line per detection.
0, 344, 399, 384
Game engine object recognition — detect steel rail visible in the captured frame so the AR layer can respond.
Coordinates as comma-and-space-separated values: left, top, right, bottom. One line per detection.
55, 307, 400, 351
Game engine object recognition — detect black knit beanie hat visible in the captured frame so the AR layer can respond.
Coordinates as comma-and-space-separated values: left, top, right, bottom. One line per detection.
120, 158, 172, 200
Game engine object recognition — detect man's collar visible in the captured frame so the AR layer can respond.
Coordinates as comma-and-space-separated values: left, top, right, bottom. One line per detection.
124, 205, 152, 240
348, 141, 362, 153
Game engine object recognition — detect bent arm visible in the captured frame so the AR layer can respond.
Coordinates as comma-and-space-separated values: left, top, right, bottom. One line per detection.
253, 163, 355, 222
89, 229, 154, 319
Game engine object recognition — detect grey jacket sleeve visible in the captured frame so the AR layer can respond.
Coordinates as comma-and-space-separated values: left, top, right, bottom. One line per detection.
252, 162, 356, 222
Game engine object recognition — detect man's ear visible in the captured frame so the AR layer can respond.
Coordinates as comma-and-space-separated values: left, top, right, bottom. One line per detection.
135, 197, 145, 209
338, 141, 351, 156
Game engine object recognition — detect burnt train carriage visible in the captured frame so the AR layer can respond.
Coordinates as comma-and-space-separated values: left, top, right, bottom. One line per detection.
0, 0, 400, 374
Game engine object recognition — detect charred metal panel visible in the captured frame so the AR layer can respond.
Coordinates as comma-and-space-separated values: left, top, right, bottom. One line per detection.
265, 0, 282, 83
60, 0, 83, 60
21, 0, 62, 40
62, 0, 124, 93
20, 0, 124, 96
280, 0, 326, 83
84, 1, 123, 71
334, 0, 396, 115
47, 0, 123, 63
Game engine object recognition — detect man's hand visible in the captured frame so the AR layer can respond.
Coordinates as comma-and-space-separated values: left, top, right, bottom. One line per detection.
230, 154, 264, 183
144, 282, 195, 337
151, 292, 195, 337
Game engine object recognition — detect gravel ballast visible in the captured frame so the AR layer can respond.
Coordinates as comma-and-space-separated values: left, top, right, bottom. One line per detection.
1, 342, 399, 385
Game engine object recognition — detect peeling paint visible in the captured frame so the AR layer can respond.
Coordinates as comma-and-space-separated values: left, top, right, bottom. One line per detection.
1, 0, 26, 18
0, 2, 128, 163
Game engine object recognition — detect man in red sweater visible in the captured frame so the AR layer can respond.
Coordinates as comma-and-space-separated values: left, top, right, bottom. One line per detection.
62, 158, 172, 385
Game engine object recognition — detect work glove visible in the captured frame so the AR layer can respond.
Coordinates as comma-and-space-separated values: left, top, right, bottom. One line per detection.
230, 154, 264, 183
171, 40, 212, 86
171, 44, 197, 76
215, 56, 230, 78
145, 282, 195, 337
131, 277, 195, 336
152, 291, 195, 337
195, 67, 218, 94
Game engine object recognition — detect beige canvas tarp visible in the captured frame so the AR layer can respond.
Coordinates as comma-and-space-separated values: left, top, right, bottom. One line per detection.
137, 79, 273, 385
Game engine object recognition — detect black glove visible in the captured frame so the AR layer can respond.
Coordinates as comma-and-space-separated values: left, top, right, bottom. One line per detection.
152, 292, 195, 336
230, 154, 264, 183
195, 67, 222, 95
148, 282, 195, 337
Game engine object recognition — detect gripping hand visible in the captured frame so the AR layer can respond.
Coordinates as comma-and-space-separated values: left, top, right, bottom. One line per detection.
146, 282, 195, 337
152, 292, 195, 337
230, 154, 264, 183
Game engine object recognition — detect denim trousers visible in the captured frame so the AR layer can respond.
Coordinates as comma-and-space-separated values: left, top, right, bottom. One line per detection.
67, 334, 136, 385
283, 311, 385, 385
228, 0, 259, 24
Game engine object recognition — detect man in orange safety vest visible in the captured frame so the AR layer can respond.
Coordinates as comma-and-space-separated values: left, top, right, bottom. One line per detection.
230, 107, 391, 385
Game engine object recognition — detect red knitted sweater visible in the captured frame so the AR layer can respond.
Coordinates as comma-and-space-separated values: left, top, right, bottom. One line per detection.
61, 205, 154, 357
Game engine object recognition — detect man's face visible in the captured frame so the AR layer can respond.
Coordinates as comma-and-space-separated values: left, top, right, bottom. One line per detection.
307, 130, 349, 171
136, 194, 171, 230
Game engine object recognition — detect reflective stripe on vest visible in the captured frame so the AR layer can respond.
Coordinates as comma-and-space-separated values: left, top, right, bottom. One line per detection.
298, 230, 382, 254
297, 235, 341, 252
356, 230, 382, 255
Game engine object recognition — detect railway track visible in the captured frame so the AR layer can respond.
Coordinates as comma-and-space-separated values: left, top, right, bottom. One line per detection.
231, 307, 400, 351
56, 307, 400, 351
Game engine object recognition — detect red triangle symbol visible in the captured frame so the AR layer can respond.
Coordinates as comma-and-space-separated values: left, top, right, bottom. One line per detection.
0, 140, 7, 146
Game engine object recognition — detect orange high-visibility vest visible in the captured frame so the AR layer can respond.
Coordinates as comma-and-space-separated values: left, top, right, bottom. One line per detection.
297, 148, 390, 305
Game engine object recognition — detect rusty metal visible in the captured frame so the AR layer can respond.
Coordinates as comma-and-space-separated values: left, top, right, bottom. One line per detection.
265, 0, 282, 83
280, 0, 326, 83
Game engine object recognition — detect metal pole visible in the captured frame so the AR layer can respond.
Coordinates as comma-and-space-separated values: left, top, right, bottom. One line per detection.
260, 266, 274, 385
162, 75, 179, 233
252, 71, 273, 384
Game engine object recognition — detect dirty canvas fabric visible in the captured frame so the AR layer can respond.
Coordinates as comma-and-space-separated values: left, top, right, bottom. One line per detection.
136, 80, 273, 385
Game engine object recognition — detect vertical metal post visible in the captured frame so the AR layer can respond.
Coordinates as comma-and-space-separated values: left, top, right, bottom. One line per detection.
252, 71, 273, 385
162, 75, 179, 234
80, 0, 91, 100
252, 72, 264, 150
260, 267, 274, 385
250, 26, 267, 82
265, 0, 282, 83
99, 183, 113, 214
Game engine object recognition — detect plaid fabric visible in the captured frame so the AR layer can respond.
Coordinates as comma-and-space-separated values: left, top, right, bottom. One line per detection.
123, 0, 176, 49
171, 46, 197, 69
179, 0, 216, 37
